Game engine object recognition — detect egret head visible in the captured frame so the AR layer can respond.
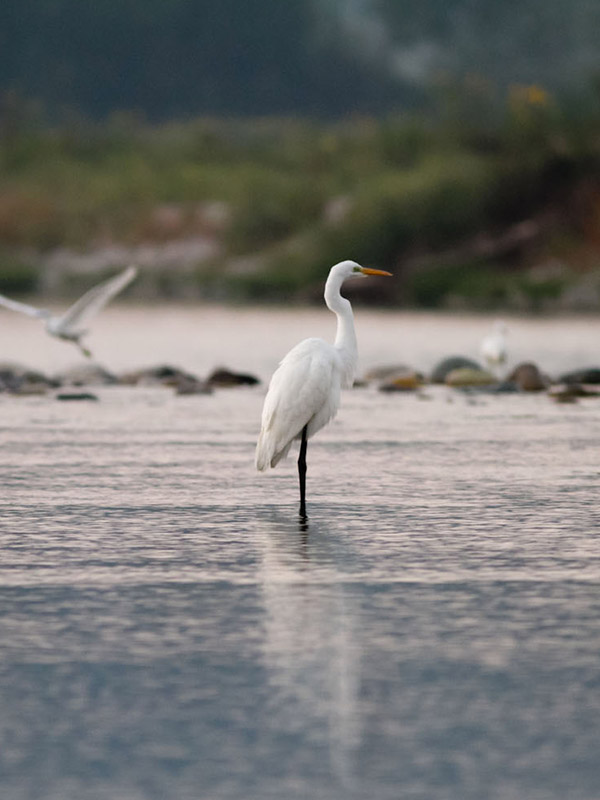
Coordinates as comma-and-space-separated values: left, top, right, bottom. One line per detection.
332, 260, 393, 280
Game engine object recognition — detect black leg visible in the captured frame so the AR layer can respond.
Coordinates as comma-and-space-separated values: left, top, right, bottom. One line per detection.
298, 424, 308, 520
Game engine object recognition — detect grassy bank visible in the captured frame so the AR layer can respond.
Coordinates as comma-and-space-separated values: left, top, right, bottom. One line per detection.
1, 88, 600, 308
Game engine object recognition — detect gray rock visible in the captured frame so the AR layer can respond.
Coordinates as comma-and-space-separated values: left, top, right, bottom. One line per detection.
548, 383, 600, 401
0, 362, 58, 393
558, 368, 600, 385
431, 356, 482, 384
55, 363, 117, 386
508, 362, 548, 392
11, 382, 51, 396
550, 391, 578, 404
445, 367, 497, 387
378, 369, 423, 392
207, 367, 260, 387
56, 392, 99, 401
119, 364, 202, 387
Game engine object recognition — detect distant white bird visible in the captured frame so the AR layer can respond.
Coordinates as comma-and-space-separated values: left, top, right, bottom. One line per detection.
0, 265, 137, 358
255, 260, 392, 519
480, 320, 508, 373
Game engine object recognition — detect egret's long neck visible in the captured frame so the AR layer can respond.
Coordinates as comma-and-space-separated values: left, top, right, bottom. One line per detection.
325, 272, 358, 387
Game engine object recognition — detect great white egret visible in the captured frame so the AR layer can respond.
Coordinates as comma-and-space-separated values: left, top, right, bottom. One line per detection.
255, 260, 392, 518
0, 265, 137, 358
480, 320, 508, 374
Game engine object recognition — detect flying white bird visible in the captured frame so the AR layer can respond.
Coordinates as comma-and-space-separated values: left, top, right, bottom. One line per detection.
480, 320, 508, 374
0, 265, 138, 358
255, 260, 392, 519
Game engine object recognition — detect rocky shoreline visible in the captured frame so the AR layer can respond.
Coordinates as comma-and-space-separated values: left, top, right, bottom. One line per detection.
3, 357, 599, 405
0, 363, 260, 399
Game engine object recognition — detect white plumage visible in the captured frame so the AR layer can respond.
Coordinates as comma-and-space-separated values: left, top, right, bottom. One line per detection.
255, 260, 392, 513
480, 320, 508, 372
0, 265, 137, 357
256, 336, 342, 470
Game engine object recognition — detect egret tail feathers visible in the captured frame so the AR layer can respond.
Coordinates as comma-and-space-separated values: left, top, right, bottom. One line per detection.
255, 431, 293, 471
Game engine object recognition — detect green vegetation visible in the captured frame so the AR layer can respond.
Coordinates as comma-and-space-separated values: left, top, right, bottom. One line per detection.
1, 84, 600, 308
0, 255, 38, 294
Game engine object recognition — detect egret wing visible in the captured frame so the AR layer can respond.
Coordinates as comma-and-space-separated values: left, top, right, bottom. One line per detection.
256, 338, 340, 470
0, 293, 50, 320
56, 265, 138, 335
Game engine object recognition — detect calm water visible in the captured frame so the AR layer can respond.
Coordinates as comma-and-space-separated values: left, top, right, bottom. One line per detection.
1, 307, 600, 800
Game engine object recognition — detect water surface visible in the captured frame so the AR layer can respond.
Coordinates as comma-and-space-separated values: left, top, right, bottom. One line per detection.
1, 309, 600, 799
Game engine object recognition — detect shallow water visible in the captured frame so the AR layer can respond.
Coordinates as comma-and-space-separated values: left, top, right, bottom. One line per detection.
1, 308, 600, 799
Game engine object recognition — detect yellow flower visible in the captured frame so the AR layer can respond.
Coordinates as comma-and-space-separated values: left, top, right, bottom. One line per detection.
508, 84, 551, 110
525, 85, 550, 107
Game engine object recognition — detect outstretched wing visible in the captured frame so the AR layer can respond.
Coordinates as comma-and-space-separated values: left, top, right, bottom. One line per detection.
255, 338, 341, 470
0, 293, 50, 320
56, 265, 138, 335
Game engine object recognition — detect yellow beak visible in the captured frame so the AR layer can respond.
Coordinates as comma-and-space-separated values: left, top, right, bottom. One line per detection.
359, 267, 393, 276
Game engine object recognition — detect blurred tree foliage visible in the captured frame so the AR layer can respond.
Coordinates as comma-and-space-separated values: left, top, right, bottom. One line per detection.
2, 0, 600, 120
0, 0, 405, 119
1, 0, 600, 309
1, 98, 598, 309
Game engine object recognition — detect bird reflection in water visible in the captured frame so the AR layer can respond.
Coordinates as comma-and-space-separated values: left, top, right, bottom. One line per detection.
299, 512, 309, 536
255, 508, 361, 790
